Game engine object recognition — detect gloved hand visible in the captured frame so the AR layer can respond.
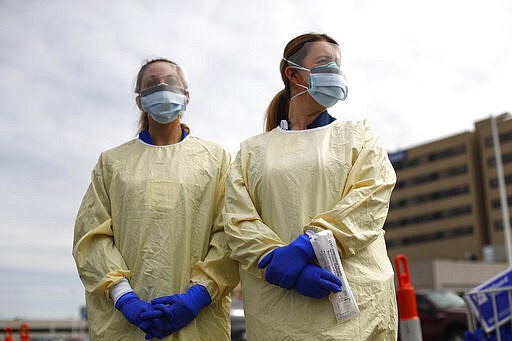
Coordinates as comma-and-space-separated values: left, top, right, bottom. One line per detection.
115, 292, 164, 338
295, 264, 342, 298
141, 284, 212, 338
257, 234, 315, 289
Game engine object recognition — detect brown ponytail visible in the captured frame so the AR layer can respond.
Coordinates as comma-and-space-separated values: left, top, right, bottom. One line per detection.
265, 90, 289, 131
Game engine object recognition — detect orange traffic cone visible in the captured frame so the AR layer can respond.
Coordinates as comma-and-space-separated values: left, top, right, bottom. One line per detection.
19, 323, 29, 341
395, 254, 422, 341
3, 327, 12, 341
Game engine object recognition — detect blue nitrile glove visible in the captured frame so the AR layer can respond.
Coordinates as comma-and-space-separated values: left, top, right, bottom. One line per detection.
115, 292, 164, 338
257, 234, 315, 289
141, 284, 212, 337
140, 317, 165, 340
142, 303, 173, 339
295, 264, 342, 299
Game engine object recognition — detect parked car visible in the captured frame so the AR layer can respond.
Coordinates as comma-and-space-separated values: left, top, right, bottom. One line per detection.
230, 298, 246, 341
231, 290, 467, 341
414, 289, 468, 341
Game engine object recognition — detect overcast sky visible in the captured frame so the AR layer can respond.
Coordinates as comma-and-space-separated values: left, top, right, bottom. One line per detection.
1, 0, 511, 320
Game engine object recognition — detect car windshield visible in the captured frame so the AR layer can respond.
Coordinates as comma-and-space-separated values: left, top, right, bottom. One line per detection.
426, 291, 466, 309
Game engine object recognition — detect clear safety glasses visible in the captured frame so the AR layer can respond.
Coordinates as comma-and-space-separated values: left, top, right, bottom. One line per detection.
284, 42, 344, 76
139, 83, 187, 97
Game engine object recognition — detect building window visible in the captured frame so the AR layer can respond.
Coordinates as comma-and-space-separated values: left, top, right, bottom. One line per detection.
391, 144, 466, 171
494, 218, 512, 231
386, 226, 473, 248
385, 205, 472, 229
395, 165, 467, 190
485, 131, 512, 147
489, 174, 512, 187
392, 157, 420, 170
429, 145, 466, 161
487, 152, 512, 167
491, 196, 512, 209
391, 185, 469, 209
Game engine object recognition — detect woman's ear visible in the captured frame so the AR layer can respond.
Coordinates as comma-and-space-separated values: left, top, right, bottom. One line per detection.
136, 95, 143, 111
185, 91, 190, 104
284, 66, 298, 83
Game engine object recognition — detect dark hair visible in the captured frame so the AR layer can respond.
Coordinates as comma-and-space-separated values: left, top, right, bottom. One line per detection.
264, 33, 338, 131
135, 58, 189, 134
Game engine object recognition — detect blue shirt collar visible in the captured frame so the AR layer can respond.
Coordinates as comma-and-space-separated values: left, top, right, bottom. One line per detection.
307, 110, 336, 129
280, 111, 336, 130
138, 129, 188, 145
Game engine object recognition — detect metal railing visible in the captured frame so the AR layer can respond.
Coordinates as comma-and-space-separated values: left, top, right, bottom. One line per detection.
463, 286, 512, 341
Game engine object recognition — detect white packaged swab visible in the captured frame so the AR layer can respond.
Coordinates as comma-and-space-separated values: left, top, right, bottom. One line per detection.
308, 229, 359, 322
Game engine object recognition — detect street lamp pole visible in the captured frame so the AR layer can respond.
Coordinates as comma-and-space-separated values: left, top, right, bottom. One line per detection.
490, 114, 512, 267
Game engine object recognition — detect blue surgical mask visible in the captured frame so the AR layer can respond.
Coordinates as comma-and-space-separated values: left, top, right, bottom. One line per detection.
284, 59, 348, 108
139, 84, 187, 124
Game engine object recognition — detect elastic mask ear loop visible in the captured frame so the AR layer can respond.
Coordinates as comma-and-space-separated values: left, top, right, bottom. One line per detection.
283, 58, 311, 101
282, 58, 311, 72
290, 84, 308, 101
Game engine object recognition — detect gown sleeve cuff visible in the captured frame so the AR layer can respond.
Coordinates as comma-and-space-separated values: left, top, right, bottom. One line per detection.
109, 278, 134, 305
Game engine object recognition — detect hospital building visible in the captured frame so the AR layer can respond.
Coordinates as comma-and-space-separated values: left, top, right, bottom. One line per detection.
385, 113, 511, 291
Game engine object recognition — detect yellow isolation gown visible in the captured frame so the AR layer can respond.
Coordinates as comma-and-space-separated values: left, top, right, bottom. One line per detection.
73, 136, 239, 340
224, 120, 398, 340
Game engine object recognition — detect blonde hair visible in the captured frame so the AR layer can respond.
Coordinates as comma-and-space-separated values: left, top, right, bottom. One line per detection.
135, 58, 190, 134
264, 33, 339, 131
